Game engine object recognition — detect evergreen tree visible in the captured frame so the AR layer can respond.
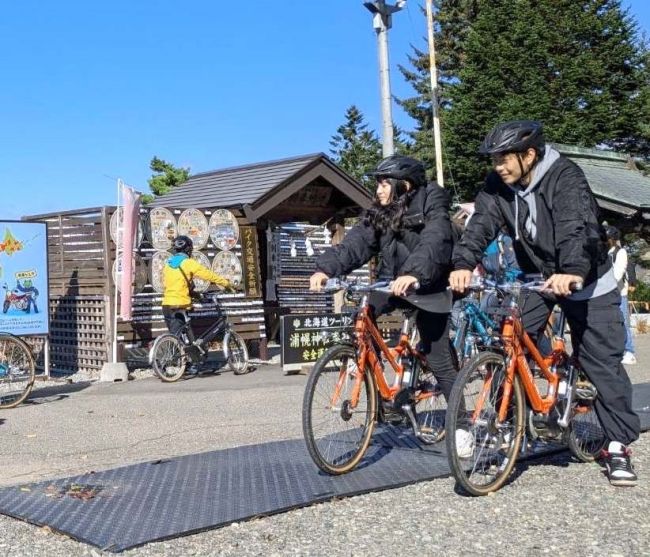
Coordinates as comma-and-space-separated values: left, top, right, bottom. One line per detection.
143, 157, 191, 203
399, 0, 649, 199
329, 105, 383, 190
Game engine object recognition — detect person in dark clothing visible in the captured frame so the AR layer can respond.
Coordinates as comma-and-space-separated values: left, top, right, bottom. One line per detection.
449, 120, 640, 487
310, 154, 458, 409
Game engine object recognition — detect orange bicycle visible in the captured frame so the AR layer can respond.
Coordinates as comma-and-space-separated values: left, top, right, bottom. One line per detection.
445, 280, 606, 496
302, 279, 449, 475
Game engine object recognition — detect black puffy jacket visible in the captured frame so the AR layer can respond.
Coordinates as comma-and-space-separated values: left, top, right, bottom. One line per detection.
453, 156, 610, 285
316, 184, 453, 294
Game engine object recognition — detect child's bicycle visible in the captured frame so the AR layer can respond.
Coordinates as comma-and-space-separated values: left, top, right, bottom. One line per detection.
302, 279, 450, 475
0, 332, 35, 408
445, 279, 605, 496
149, 293, 250, 382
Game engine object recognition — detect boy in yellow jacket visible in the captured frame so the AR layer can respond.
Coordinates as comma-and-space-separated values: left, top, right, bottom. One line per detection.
162, 235, 233, 338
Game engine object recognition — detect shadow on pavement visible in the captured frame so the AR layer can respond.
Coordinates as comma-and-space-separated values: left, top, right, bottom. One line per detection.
24, 381, 93, 405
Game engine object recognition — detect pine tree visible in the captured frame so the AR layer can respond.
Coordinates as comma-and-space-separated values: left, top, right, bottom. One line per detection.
398, 0, 649, 199
143, 157, 191, 203
329, 105, 383, 190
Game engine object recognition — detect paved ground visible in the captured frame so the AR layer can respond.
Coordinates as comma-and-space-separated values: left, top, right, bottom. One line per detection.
0, 336, 648, 556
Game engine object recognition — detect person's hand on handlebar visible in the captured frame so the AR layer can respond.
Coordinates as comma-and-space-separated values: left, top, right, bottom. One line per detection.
391, 275, 419, 296
449, 269, 473, 293
309, 271, 329, 292
542, 273, 583, 296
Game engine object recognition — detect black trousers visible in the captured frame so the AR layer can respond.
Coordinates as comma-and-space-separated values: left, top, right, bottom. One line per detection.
162, 306, 189, 338
521, 288, 640, 445
415, 311, 458, 402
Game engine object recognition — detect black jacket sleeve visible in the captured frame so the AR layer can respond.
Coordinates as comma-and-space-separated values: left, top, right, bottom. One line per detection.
452, 179, 505, 271
551, 163, 599, 280
400, 184, 452, 288
315, 220, 378, 278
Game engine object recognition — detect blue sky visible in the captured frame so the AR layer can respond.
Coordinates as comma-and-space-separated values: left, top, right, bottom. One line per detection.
1, 1, 648, 219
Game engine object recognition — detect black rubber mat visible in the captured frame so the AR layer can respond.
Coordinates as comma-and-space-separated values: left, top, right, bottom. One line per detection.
0, 385, 648, 553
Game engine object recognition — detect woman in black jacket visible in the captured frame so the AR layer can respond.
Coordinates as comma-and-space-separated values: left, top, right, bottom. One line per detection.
310, 155, 457, 407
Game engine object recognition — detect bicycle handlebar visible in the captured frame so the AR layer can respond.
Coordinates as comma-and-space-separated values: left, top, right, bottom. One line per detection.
463, 277, 583, 294
321, 278, 420, 294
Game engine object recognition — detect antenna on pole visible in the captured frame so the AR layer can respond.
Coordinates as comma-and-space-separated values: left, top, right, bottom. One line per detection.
364, 1, 406, 158
425, 0, 444, 187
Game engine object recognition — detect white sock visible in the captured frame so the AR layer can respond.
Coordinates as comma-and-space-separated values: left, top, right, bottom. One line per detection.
608, 441, 624, 453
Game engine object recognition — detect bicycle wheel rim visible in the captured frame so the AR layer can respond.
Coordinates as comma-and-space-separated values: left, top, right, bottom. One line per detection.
225, 331, 249, 374
303, 345, 376, 474
568, 403, 606, 462
446, 352, 524, 495
414, 362, 446, 444
0, 335, 35, 409
152, 336, 186, 382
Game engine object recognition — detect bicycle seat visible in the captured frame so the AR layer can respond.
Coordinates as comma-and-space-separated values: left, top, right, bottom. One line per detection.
392, 289, 453, 314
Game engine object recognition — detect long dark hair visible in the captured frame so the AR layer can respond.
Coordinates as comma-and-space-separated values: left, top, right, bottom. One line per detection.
364, 178, 413, 234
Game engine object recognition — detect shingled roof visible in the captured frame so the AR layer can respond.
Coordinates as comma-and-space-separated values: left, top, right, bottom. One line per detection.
148, 153, 371, 220
554, 143, 650, 217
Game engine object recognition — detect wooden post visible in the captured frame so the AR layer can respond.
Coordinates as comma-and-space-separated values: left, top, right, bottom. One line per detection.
331, 217, 346, 313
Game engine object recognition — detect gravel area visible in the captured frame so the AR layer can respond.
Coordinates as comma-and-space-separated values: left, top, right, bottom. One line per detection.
0, 339, 648, 556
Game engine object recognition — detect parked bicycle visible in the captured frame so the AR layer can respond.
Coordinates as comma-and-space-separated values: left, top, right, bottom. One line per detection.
302, 279, 448, 475
149, 293, 250, 382
0, 332, 35, 408
445, 279, 605, 495
451, 288, 501, 368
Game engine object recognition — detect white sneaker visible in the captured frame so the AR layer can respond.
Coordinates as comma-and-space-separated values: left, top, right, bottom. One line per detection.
622, 352, 637, 365
455, 429, 474, 459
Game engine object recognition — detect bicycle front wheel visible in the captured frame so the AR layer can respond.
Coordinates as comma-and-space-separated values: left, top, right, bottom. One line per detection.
302, 344, 377, 475
151, 333, 187, 382
0, 333, 35, 409
224, 330, 249, 375
446, 351, 525, 496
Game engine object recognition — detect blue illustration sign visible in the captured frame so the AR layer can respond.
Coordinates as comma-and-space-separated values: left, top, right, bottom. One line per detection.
0, 221, 49, 336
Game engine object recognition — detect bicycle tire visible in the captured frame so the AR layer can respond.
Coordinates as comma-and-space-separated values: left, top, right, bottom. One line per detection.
224, 330, 249, 375
446, 351, 525, 496
302, 344, 377, 475
151, 333, 187, 382
567, 378, 606, 462
413, 359, 446, 444
0, 333, 35, 409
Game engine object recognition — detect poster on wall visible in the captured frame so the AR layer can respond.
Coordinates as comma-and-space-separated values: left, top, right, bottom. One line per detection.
178, 209, 209, 250
211, 251, 243, 288
149, 208, 177, 250
209, 209, 239, 251
0, 221, 49, 336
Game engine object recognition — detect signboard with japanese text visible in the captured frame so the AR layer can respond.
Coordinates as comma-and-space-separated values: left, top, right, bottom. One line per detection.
240, 226, 262, 298
0, 221, 49, 336
280, 313, 355, 372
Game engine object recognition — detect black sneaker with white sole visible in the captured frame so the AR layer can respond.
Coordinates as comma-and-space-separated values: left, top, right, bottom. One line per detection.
603, 448, 637, 487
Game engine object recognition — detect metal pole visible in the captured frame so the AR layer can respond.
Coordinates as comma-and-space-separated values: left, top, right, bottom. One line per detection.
426, 0, 444, 186
365, 1, 406, 158
376, 19, 395, 157
112, 179, 122, 364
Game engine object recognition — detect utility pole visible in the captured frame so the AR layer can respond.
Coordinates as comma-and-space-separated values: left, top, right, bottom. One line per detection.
426, 0, 444, 187
364, 1, 406, 158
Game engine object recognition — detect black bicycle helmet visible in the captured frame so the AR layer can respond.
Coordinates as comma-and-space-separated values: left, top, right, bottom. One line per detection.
172, 235, 193, 255
366, 155, 427, 188
479, 120, 545, 156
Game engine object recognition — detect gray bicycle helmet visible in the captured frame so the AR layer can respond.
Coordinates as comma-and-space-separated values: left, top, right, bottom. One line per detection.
479, 120, 545, 156
366, 155, 427, 188
172, 235, 193, 255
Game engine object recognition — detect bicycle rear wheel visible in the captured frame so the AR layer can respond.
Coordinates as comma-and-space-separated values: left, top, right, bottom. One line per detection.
224, 330, 249, 375
151, 333, 187, 382
302, 344, 376, 475
414, 360, 446, 444
0, 333, 35, 409
446, 351, 525, 496
567, 378, 606, 462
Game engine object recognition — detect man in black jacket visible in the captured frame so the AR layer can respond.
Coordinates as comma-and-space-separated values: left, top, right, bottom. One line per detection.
450, 120, 639, 486
310, 155, 458, 419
